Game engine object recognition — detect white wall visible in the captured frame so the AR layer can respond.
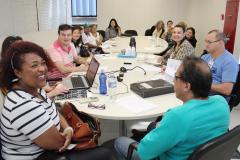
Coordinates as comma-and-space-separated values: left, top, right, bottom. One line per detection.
234, 3, 240, 63
0, 0, 37, 37
187, 0, 226, 55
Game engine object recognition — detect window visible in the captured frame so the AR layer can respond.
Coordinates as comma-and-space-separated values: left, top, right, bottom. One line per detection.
71, 0, 97, 17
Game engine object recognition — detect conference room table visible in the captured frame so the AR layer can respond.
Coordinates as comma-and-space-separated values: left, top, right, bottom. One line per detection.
102, 36, 168, 54
66, 53, 182, 136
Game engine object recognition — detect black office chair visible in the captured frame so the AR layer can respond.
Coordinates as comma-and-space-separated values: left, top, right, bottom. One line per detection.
144, 29, 152, 36
124, 30, 138, 36
127, 125, 240, 160
97, 30, 105, 41
188, 125, 240, 160
229, 64, 240, 111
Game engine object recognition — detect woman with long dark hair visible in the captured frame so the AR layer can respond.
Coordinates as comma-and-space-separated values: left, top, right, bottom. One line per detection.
105, 18, 121, 40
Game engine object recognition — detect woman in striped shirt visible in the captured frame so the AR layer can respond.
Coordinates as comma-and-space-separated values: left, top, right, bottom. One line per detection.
0, 41, 73, 160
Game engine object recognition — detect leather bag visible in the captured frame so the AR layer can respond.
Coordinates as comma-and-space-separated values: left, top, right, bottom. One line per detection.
61, 102, 101, 150
79, 45, 90, 57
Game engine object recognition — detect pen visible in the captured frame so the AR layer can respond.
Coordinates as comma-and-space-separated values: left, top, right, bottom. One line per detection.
124, 62, 132, 65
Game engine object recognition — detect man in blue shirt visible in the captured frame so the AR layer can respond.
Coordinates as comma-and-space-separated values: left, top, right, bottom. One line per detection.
114, 56, 230, 160
201, 30, 239, 97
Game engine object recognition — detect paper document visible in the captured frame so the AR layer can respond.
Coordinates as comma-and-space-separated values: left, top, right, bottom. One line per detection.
115, 95, 158, 114
165, 59, 182, 77
67, 144, 77, 150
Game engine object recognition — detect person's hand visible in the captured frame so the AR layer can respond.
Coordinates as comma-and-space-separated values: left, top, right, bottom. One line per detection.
52, 83, 69, 96
59, 128, 73, 152
160, 65, 166, 73
157, 56, 164, 63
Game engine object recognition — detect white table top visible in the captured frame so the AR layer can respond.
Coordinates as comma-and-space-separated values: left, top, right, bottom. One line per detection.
62, 54, 182, 120
102, 36, 168, 54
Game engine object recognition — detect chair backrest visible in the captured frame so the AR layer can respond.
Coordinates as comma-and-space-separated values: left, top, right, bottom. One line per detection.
124, 30, 138, 36
188, 125, 240, 160
229, 64, 240, 109
97, 30, 105, 41
144, 29, 152, 36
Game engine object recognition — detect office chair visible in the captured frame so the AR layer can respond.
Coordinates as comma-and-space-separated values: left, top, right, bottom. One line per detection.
97, 30, 105, 41
229, 64, 240, 111
188, 125, 240, 160
144, 29, 152, 36
127, 125, 240, 160
124, 30, 138, 36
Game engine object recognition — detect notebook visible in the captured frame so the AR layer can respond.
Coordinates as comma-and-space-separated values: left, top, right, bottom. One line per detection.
130, 79, 174, 98
62, 57, 100, 90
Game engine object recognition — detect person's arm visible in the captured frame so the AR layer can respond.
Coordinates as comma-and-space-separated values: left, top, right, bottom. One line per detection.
137, 111, 185, 160
58, 113, 73, 152
117, 27, 122, 36
211, 58, 238, 95
54, 61, 87, 73
10, 99, 65, 150
45, 83, 69, 98
33, 125, 65, 150
211, 83, 234, 95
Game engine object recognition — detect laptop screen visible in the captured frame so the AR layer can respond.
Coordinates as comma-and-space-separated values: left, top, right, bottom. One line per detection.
86, 57, 100, 86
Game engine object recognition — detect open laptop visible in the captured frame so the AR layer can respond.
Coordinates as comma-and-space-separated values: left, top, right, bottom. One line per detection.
62, 57, 100, 90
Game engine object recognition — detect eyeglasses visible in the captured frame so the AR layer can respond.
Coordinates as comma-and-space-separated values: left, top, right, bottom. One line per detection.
88, 103, 105, 110
205, 39, 221, 45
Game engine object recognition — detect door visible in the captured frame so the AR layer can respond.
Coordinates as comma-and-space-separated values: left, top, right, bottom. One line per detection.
223, 0, 239, 53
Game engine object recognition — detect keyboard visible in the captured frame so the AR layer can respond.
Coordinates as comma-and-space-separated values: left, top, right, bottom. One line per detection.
71, 76, 85, 88
55, 89, 87, 101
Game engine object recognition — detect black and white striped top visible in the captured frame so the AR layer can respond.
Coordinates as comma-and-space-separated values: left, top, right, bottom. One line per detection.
0, 89, 60, 160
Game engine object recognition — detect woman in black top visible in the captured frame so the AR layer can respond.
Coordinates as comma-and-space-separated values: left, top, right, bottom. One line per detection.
185, 27, 197, 48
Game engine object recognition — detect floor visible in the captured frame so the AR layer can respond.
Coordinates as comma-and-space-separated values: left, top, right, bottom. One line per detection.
98, 104, 240, 159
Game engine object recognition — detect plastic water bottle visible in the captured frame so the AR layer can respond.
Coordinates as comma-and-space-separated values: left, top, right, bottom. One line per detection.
108, 73, 117, 99
131, 46, 137, 57
99, 70, 107, 94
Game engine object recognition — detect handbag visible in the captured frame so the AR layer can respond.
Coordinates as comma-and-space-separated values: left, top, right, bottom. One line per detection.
79, 45, 90, 57
61, 102, 101, 150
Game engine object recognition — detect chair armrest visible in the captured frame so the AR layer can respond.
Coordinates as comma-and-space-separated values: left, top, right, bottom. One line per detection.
127, 141, 139, 160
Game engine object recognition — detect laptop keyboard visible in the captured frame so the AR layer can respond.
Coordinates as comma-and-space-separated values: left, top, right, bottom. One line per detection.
55, 89, 87, 101
71, 76, 85, 88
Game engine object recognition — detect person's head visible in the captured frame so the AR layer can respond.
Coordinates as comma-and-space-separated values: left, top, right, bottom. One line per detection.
174, 56, 212, 102
177, 21, 187, 31
58, 24, 72, 47
108, 18, 119, 29
84, 24, 91, 33
167, 20, 173, 29
172, 25, 186, 43
91, 24, 98, 33
205, 29, 226, 54
1, 36, 23, 59
0, 41, 54, 90
155, 20, 165, 30
186, 27, 196, 39
72, 26, 82, 41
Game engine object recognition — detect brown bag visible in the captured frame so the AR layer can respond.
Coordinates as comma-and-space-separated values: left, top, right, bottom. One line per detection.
61, 102, 101, 150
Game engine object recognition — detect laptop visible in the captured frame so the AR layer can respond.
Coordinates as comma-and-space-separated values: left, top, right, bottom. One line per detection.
62, 57, 100, 90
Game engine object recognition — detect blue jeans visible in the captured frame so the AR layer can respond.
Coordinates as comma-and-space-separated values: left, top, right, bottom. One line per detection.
114, 137, 139, 160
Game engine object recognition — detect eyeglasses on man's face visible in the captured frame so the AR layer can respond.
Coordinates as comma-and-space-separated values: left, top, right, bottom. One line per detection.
88, 103, 105, 110
205, 39, 221, 45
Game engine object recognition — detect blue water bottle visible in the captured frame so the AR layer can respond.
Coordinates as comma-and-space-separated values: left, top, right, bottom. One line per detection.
99, 70, 107, 94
